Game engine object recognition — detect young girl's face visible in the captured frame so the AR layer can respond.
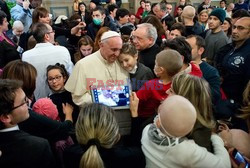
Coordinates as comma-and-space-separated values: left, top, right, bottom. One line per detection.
80, 44, 93, 57
79, 4, 86, 12
118, 54, 138, 72
39, 13, 51, 24
47, 69, 66, 92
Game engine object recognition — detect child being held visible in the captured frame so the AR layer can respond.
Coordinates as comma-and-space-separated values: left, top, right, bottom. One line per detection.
32, 98, 74, 167
136, 49, 183, 118
141, 95, 231, 168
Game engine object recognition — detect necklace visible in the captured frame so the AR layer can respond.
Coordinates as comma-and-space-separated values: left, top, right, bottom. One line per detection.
106, 63, 117, 83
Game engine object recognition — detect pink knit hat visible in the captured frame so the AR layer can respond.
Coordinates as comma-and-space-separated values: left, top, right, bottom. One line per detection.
32, 98, 60, 121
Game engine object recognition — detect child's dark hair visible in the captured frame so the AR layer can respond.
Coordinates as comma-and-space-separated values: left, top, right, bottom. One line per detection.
46, 63, 69, 83
120, 43, 138, 57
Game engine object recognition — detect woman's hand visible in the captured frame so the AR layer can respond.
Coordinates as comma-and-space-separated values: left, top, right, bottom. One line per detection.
130, 92, 139, 118
62, 103, 73, 122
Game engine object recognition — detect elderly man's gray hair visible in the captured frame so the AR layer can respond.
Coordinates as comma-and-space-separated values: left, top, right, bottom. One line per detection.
137, 23, 157, 44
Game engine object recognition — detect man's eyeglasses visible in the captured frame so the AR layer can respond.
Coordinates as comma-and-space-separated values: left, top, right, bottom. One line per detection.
47, 30, 55, 34
9, 96, 29, 112
130, 35, 145, 42
48, 76, 62, 83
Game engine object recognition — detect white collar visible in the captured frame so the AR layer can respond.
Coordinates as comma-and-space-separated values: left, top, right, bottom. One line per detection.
129, 64, 138, 74
161, 13, 169, 20
34, 42, 54, 48
0, 125, 19, 132
183, 64, 192, 74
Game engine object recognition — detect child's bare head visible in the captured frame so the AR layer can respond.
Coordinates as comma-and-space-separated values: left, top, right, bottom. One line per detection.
157, 95, 197, 137
155, 49, 183, 77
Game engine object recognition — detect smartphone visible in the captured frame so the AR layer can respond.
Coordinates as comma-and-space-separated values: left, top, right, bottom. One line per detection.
231, 149, 249, 168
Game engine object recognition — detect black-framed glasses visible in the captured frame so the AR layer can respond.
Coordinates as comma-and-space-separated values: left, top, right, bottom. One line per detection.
9, 96, 29, 112
47, 30, 55, 34
47, 75, 62, 83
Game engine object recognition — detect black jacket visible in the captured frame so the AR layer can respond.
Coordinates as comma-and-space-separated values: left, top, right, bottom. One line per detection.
0, 130, 55, 168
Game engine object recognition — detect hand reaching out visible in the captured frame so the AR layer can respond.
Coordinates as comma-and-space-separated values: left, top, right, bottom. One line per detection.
62, 103, 73, 122
23, 0, 30, 10
130, 92, 139, 118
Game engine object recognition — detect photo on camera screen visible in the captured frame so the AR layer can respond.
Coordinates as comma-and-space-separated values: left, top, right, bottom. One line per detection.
90, 85, 130, 109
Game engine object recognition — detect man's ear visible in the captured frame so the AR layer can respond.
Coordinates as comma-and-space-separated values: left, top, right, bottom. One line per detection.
134, 54, 139, 60
0, 114, 11, 125
149, 37, 154, 46
181, 55, 185, 62
99, 41, 104, 48
198, 47, 205, 56
44, 33, 49, 42
159, 67, 165, 73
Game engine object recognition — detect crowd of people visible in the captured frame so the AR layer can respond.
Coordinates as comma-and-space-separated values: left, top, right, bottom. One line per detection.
0, 0, 250, 167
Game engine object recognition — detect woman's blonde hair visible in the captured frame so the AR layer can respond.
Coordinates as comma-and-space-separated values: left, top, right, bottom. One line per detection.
76, 103, 120, 168
198, 9, 209, 23
172, 73, 215, 128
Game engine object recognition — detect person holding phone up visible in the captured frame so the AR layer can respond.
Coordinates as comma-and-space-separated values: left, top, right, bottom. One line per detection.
218, 81, 250, 168
11, 0, 42, 32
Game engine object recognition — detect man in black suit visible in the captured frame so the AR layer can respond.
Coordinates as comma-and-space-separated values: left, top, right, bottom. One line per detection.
0, 79, 55, 168
153, 2, 175, 30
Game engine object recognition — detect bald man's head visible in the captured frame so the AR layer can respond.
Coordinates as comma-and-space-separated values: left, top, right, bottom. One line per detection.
158, 95, 197, 137
238, 17, 250, 28
182, 6, 195, 19
232, 17, 250, 43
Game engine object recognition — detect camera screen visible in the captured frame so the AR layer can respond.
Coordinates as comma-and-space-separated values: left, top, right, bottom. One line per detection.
92, 85, 130, 108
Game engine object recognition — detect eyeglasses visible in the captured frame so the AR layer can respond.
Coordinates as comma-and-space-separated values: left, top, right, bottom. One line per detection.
9, 96, 29, 112
130, 35, 145, 42
48, 75, 62, 83
47, 30, 55, 34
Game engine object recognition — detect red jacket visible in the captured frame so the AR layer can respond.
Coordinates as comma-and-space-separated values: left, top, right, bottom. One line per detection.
136, 79, 171, 117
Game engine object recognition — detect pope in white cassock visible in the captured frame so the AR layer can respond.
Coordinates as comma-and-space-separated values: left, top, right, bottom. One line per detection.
65, 31, 129, 107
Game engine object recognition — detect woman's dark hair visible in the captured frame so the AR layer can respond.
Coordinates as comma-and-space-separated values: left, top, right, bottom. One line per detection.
32, 7, 49, 24
224, 17, 232, 37
115, 8, 130, 21
0, 10, 7, 25
46, 63, 69, 84
1, 60, 37, 100
78, 2, 87, 15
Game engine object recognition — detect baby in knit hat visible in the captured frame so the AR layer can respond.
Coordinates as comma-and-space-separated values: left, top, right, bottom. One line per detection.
33, 98, 60, 121
141, 95, 231, 168
32, 98, 74, 167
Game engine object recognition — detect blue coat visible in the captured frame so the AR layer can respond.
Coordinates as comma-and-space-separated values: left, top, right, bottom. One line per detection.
10, 4, 33, 32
